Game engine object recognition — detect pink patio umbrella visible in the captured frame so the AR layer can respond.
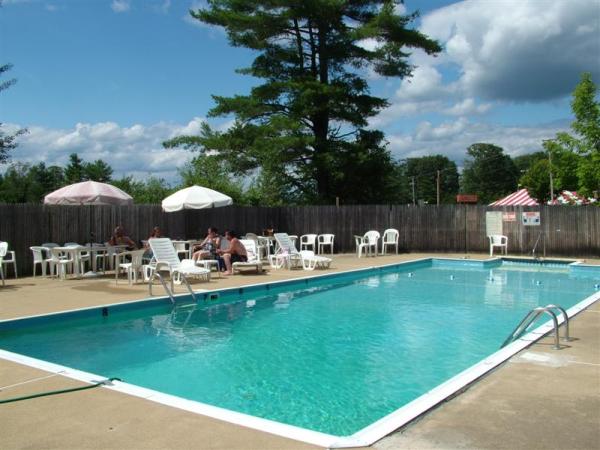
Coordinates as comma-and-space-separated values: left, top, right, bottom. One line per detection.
44, 181, 133, 277
44, 180, 133, 206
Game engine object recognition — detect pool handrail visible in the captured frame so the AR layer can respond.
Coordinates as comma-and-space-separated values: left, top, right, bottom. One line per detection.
501, 304, 570, 349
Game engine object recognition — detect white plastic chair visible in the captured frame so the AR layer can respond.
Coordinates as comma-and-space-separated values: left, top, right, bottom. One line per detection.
232, 240, 263, 274
172, 241, 189, 260
149, 238, 210, 286
300, 234, 317, 252
489, 235, 508, 256
381, 228, 399, 255
115, 249, 147, 284
0, 242, 6, 286
0, 242, 17, 278
244, 233, 267, 260
49, 247, 73, 280
65, 243, 90, 273
317, 234, 335, 255
30, 246, 52, 277
354, 230, 380, 257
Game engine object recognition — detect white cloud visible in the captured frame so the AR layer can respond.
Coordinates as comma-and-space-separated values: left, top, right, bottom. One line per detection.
111, 0, 130, 13
371, 0, 599, 126
419, 0, 600, 101
2, 119, 212, 182
387, 118, 570, 164
443, 98, 491, 116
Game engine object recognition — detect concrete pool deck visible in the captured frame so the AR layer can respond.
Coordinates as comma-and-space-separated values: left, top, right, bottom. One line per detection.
1, 253, 599, 449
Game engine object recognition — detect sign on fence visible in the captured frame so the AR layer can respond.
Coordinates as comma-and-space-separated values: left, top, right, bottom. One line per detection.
522, 211, 541, 226
486, 211, 503, 236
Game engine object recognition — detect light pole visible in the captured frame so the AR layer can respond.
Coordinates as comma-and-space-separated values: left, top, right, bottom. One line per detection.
543, 139, 555, 203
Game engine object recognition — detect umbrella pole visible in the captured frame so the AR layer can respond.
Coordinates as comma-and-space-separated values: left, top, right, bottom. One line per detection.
83, 204, 101, 278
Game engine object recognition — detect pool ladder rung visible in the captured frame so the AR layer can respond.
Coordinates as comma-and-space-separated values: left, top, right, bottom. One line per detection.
501, 304, 572, 350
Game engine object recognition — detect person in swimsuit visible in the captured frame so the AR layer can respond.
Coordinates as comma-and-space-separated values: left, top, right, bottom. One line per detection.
192, 227, 221, 261
108, 226, 137, 250
216, 230, 247, 276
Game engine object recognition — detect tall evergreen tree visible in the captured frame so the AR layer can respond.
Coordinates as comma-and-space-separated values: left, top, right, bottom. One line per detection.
165, 1, 441, 203
0, 64, 27, 163
64, 153, 86, 184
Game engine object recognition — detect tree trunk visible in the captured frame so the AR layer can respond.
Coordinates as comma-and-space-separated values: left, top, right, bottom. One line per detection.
313, 21, 331, 203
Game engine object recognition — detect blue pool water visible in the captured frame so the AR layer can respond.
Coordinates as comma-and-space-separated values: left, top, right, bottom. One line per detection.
1, 259, 599, 436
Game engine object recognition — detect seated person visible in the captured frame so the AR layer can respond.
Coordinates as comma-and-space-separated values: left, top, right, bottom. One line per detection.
144, 226, 163, 247
108, 226, 137, 250
216, 230, 247, 276
143, 226, 164, 258
192, 227, 221, 261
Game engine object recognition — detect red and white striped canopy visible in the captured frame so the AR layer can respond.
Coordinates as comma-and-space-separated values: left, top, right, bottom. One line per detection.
489, 189, 539, 206
552, 190, 589, 205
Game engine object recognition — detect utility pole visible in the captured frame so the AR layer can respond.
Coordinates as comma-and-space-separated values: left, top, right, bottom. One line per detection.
436, 170, 441, 206
544, 139, 555, 203
548, 148, 554, 203
411, 177, 416, 205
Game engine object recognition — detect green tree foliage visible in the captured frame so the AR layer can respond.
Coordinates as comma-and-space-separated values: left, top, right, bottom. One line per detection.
556, 73, 600, 197
461, 143, 518, 204
84, 159, 113, 182
178, 154, 245, 204
0, 162, 66, 203
518, 143, 580, 202
64, 153, 86, 184
165, 1, 441, 204
0, 64, 27, 163
402, 155, 459, 204
112, 176, 173, 204
64, 153, 113, 183
513, 151, 546, 175
519, 158, 551, 203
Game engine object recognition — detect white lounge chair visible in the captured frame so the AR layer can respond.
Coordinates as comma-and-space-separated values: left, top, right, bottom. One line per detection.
317, 234, 335, 254
381, 228, 399, 255
299, 250, 332, 271
270, 233, 303, 269
148, 238, 210, 286
355, 230, 380, 257
232, 239, 263, 274
271, 234, 330, 270
489, 235, 508, 256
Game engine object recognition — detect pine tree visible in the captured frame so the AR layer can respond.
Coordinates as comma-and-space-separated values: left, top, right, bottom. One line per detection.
165, 1, 441, 203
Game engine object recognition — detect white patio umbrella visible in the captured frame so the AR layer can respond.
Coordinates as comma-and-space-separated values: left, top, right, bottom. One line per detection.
161, 185, 233, 212
44, 181, 134, 277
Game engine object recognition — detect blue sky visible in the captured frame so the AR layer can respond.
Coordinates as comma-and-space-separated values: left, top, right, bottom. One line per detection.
1, 0, 599, 182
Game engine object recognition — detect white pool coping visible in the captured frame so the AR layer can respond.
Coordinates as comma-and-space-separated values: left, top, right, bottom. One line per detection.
1, 258, 599, 448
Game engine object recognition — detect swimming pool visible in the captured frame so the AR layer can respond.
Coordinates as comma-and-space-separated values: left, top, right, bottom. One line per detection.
1, 258, 599, 447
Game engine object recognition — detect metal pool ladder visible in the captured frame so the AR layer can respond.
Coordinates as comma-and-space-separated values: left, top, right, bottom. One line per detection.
501, 304, 571, 350
148, 271, 196, 305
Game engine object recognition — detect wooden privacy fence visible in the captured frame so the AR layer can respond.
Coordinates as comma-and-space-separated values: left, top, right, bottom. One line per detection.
1, 203, 599, 276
